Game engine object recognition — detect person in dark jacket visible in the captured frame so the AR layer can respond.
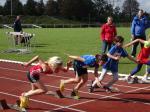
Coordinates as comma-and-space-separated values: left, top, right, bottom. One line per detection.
14, 16, 22, 32
131, 9, 150, 57
13, 16, 23, 45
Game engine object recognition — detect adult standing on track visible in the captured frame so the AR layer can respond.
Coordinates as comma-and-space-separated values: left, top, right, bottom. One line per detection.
101, 16, 117, 53
131, 9, 150, 57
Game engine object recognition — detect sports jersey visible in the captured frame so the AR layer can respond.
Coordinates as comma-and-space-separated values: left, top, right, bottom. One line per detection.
137, 41, 150, 64
103, 45, 128, 72
75, 55, 98, 68
29, 64, 53, 76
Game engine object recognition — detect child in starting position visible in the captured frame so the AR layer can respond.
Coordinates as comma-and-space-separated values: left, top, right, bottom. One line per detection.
59, 53, 108, 99
20, 55, 71, 108
90, 36, 138, 93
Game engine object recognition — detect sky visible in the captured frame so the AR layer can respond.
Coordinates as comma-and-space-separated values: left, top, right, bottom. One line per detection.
0, 0, 150, 13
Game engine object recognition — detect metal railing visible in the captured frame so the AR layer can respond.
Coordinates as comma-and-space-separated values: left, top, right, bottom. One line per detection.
0, 23, 102, 28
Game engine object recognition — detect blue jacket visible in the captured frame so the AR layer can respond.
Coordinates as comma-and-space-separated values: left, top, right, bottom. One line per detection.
131, 15, 150, 36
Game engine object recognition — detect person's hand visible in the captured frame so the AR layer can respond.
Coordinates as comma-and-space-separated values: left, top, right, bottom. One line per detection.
114, 56, 121, 60
136, 60, 140, 64
22, 62, 29, 67
95, 77, 102, 88
131, 34, 135, 41
66, 60, 72, 67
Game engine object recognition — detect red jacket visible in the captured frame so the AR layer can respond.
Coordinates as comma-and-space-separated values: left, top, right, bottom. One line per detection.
101, 23, 117, 43
137, 47, 150, 64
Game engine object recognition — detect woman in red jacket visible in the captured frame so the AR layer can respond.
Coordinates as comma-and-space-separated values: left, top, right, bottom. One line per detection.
101, 16, 117, 53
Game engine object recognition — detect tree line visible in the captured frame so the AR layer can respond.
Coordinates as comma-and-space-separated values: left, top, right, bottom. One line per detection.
0, 0, 149, 23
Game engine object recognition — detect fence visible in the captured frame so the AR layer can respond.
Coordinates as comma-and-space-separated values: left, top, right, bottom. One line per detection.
0, 23, 131, 29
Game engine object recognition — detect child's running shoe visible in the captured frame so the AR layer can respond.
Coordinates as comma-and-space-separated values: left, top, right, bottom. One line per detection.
103, 86, 112, 93
56, 90, 64, 98
60, 80, 65, 92
88, 80, 103, 93
88, 80, 94, 93
19, 95, 29, 108
88, 85, 94, 93
71, 89, 80, 99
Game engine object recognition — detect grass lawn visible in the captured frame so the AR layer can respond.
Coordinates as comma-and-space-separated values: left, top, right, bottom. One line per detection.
0, 27, 150, 75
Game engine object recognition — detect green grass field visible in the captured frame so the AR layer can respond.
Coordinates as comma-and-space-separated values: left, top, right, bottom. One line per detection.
0, 27, 150, 75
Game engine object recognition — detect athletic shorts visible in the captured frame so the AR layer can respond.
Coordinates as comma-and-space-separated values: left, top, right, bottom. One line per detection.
26, 71, 40, 83
73, 60, 88, 76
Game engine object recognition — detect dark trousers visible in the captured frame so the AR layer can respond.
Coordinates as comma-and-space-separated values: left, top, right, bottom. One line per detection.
130, 61, 150, 76
102, 40, 113, 53
131, 35, 146, 57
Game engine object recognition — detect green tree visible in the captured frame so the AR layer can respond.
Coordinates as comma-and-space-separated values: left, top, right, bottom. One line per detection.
92, 0, 113, 22
24, 0, 37, 15
45, 0, 59, 16
3, 0, 23, 15
36, 0, 45, 16
0, 5, 3, 15
13, 0, 23, 15
3, 0, 11, 15
60, 0, 94, 21
122, 0, 139, 21
113, 6, 121, 22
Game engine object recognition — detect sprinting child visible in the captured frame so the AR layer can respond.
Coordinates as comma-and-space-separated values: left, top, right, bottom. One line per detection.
59, 53, 108, 99
124, 38, 150, 81
90, 36, 138, 93
20, 55, 70, 108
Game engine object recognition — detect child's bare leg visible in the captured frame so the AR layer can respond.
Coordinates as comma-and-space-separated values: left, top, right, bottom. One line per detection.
60, 74, 81, 91
105, 72, 118, 88
64, 74, 81, 84
70, 74, 88, 99
22, 83, 37, 95
24, 81, 47, 97
74, 74, 88, 91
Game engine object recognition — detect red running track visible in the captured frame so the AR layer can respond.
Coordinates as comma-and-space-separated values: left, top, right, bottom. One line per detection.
0, 61, 150, 112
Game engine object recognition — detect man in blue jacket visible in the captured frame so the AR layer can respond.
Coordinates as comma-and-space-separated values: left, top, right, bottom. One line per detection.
131, 9, 150, 57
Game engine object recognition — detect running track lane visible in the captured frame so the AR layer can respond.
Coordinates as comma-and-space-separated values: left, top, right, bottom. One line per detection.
2, 61, 149, 112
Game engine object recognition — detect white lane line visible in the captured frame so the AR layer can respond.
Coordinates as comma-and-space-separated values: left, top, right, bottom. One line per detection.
0, 76, 150, 106
0, 66, 147, 90
0, 91, 85, 112
53, 84, 150, 111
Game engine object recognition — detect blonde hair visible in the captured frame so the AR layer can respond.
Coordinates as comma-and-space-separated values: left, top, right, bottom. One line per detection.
47, 56, 63, 68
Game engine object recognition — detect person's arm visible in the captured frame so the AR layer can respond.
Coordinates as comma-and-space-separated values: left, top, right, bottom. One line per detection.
101, 24, 105, 41
65, 53, 85, 62
124, 39, 145, 48
127, 55, 138, 64
19, 21, 23, 32
69, 55, 85, 62
114, 25, 117, 37
61, 60, 72, 72
94, 67, 102, 87
13, 20, 17, 32
23, 55, 44, 67
131, 19, 135, 40
144, 16, 150, 29
107, 52, 120, 60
